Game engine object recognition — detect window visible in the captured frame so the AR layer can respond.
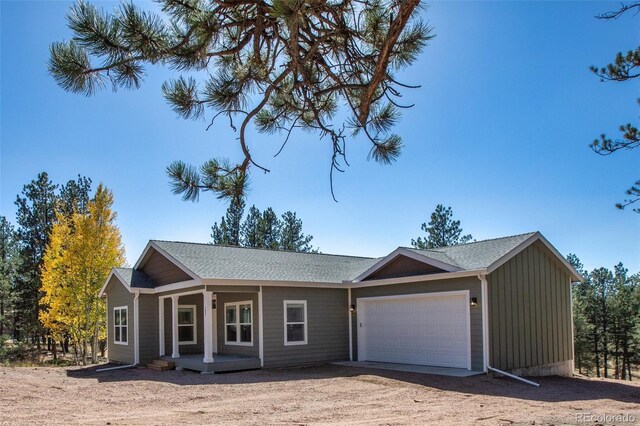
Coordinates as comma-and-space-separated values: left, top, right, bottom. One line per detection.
113, 306, 128, 345
225, 301, 253, 345
178, 305, 197, 345
284, 300, 307, 346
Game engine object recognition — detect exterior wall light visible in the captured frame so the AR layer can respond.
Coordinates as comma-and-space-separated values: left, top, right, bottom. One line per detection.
470, 297, 478, 307
350, 304, 356, 313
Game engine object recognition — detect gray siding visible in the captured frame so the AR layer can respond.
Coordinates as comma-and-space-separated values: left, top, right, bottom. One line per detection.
141, 248, 192, 285
217, 293, 259, 358
138, 294, 159, 364
488, 240, 573, 371
262, 287, 349, 367
105, 276, 135, 364
351, 277, 484, 371
164, 294, 205, 355
365, 256, 445, 280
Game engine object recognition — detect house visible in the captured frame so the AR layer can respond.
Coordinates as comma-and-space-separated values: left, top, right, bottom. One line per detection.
99, 231, 582, 376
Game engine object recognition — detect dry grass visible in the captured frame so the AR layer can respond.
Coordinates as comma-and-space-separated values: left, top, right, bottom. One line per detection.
1, 364, 639, 425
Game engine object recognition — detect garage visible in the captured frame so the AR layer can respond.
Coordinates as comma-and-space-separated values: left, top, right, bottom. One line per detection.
356, 291, 471, 369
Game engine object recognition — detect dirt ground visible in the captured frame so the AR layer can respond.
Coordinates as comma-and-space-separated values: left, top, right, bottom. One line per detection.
1, 364, 639, 425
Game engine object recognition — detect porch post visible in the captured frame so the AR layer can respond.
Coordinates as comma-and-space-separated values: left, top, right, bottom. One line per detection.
158, 297, 165, 357
171, 295, 180, 358
202, 290, 214, 363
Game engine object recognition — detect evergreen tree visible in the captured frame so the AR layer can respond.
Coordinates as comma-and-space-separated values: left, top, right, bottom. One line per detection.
590, 3, 640, 212
279, 211, 316, 252
211, 198, 245, 245
49, 0, 431, 202
0, 217, 20, 337
258, 208, 281, 250
567, 254, 596, 374
241, 205, 262, 248
411, 204, 473, 249
13, 172, 58, 344
59, 175, 92, 217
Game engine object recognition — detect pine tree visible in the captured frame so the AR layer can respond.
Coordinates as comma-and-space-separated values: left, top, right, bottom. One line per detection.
258, 208, 281, 250
590, 3, 640, 212
13, 172, 58, 345
40, 184, 125, 364
59, 175, 92, 217
241, 205, 262, 248
279, 211, 316, 252
49, 0, 431, 202
411, 204, 473, 249
0, 217, 20, 337
211, 198, 245, 245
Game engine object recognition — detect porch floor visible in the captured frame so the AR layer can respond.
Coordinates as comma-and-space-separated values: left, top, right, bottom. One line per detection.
160, 354, 261, 374
333, 361, 483, 377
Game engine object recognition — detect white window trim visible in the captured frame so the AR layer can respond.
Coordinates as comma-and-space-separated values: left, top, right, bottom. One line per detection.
284, 300, 308, 346
224, 300, 254, 346
113, 306, 128, 346
177, 304, 197, 345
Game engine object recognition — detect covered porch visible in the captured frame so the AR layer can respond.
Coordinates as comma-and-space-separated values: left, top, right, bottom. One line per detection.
160, 353, 261, 373
157, 285, 262, 373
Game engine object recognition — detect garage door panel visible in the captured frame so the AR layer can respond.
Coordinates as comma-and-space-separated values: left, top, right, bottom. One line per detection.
359, 293, 470, 369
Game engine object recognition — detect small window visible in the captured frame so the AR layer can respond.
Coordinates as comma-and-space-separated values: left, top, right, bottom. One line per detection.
178, 305, 197, 345
113, 306, 128, 345
225, 301, 253, 346
284, 300, 307, 346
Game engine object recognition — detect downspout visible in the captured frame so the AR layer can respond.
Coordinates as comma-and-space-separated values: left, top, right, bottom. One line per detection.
134, 291, 140, 365
477, 273, 489, 373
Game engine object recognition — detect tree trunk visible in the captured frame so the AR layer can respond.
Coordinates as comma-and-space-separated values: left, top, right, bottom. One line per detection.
594, 332, 600, 378
614, 338, 620, 379
0, 299, 4, 336
52, 339, 57, 361
91, 329, 98, 364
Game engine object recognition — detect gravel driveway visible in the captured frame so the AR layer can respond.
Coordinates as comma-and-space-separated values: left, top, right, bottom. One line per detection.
1, 364, 639, 425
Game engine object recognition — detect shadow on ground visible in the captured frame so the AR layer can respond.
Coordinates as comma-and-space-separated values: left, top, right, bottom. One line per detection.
66, 363, 640, 405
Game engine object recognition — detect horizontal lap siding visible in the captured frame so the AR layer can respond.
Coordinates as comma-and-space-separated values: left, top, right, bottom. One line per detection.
488, 241, 572, 371
164, 294, 205, 355
138, 294, 159, 364
217, 293, 259, 358
351, 277, 484, 371
105, 277, 135, 364
262, 287, 349, 367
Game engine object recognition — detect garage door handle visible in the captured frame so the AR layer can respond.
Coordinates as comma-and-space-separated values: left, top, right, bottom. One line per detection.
360, 322, 362, 327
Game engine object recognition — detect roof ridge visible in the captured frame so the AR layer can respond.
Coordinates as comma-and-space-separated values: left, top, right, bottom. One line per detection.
403, 231, 538, 251
151, 239, 377, 260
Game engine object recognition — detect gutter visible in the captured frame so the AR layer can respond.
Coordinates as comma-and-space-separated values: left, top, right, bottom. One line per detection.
477, 273, 490, 373
133, 291, 140, 365
487, 366, 540, 387
96, 364, 136, 373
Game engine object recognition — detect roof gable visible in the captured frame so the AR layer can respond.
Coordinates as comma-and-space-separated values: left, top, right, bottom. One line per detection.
352, 248, 461, 282
363, 254, 450, 280
135, 244, 196, 285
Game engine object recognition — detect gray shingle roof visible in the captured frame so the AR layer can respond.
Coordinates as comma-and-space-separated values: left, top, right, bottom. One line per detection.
140, 232, 538, 284
115, 267, 157, 288
152, 240, 380, 283
406, 232, 537, 270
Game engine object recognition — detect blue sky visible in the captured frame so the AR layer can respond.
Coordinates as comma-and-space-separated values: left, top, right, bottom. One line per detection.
1, 1, 638, 272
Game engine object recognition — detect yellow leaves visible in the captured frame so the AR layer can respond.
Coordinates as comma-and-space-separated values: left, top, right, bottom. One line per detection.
40, 183, 125, 346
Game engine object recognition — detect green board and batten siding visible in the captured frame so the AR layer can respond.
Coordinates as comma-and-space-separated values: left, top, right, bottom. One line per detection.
487, 240, 573, 371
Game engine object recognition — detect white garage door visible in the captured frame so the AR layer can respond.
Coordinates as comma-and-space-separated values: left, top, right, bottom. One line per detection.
357, 292, 470, 369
